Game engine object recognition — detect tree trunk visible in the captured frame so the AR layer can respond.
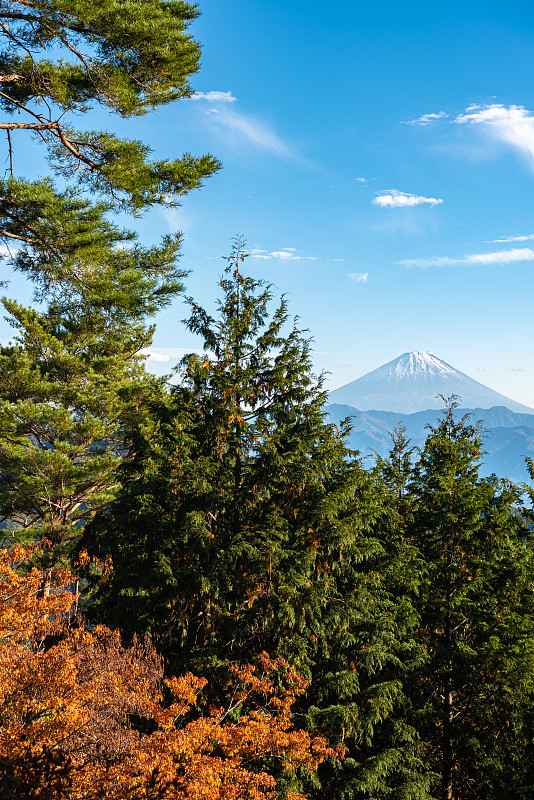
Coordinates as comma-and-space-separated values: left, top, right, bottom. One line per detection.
442, 682, 454, 800
442, 572, 454, 800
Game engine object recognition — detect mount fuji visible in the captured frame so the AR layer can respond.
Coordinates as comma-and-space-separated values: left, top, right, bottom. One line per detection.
326, 352, 534, 483
328, 351, 534, 415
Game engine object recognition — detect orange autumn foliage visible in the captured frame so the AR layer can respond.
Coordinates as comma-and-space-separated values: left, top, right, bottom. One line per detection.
0, 547, 339, 799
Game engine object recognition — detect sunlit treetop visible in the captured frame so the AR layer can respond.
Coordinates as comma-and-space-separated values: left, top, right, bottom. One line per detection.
0, 0, 220, 216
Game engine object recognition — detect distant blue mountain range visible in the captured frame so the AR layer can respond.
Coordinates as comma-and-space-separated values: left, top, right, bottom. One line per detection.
327, 352, 534, 484
326, 404, 534, 483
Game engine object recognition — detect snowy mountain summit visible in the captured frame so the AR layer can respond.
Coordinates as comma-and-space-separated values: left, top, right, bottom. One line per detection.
389, 351, 456, 380
329, 351, 534, 414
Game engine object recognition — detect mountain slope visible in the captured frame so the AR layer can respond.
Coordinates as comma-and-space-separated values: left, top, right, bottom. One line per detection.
329, 352, 534, 415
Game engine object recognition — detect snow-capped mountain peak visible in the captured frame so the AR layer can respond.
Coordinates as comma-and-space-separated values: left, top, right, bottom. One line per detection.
389, 351, 456, 381
329, 351, 534, 414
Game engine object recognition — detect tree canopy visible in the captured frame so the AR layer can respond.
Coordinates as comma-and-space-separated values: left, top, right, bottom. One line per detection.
402, 402, 534, 799
82, 243, 429, 799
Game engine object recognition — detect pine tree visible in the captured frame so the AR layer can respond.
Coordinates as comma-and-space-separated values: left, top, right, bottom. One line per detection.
83, 240, 431, 800
0, 230, 180, 574
0, 0, 219, 568
83, 237, 357, 664
0, 0, 219, 260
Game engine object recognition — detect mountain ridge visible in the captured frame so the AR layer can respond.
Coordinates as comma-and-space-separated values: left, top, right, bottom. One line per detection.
326, 402, 534, 484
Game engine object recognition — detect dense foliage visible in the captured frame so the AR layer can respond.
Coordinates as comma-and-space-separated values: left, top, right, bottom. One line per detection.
80, 245, 534, 800
403, 407, 534, 799
5, 246, 534, 799
81, 240, 426, 797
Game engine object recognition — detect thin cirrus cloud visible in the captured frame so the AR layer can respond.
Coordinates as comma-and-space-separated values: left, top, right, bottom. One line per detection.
190, 90, 237, 103
249, 247, 318, 261
373, 189, 443, 208
349, 272, 368, 283
402, 111, 449, 126
399, 247, 534, 268
191, 89, 291, 157
489, 234, 534, 243
160, 205, 192, 234
206, 108, 290, 157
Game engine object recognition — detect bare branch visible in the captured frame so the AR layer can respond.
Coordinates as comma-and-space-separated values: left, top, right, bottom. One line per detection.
53, 125, 98, 171
6, 128, 12, 177
0, 88, 52, 125
0, 227, 32, 243
0, 122, 57, 130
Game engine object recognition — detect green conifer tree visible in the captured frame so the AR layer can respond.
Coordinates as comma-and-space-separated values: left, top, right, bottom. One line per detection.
83, 237, 360, 665
0, 0, 219, 259
0, 0, 218, 567
0, 227, 180, 572
404, 400, 534, 800
83, 240, 430, 800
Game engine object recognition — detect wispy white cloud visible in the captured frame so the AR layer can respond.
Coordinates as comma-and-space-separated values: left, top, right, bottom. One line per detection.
362, 213, 439, 236
489, 233, 534, 243
349, 272, 368, 283
159, 206, 192, 234
401, 103, 534, 171
205, 107, 290, 157
249, 247, 317, 261
476, 366, 485, 371
356, 177, 368, 183
454, 104, 534, 167
373, 189, 443, 208
402, 111, 449, 126
458, 248, 534, 264
399, 247, 534, 268
189, 89, 292, 158
190, 90, 237, 103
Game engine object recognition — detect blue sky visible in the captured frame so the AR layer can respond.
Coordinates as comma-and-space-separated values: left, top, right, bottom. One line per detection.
3, 0, 534, 405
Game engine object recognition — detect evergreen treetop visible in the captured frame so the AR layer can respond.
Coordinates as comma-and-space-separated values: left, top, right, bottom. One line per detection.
0, 1, 220, 564
83, 237, 351, 664
0, 235, 177, 568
